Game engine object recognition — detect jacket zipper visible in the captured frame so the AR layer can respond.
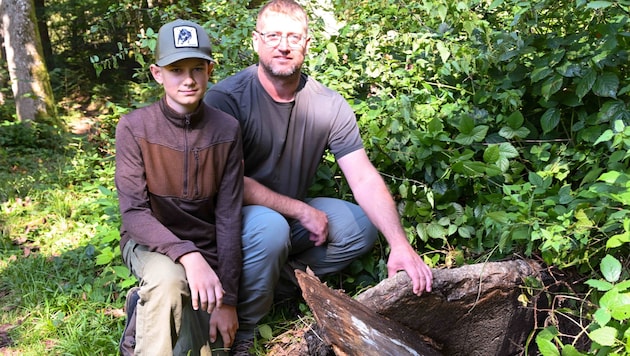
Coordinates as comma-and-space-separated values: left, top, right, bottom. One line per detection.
183, 117, 190, 197
193, 148, 200, 196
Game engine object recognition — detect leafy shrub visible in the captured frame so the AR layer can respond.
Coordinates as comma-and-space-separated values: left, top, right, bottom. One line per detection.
306, 0, 630, 352
0, 121, 66, 151
306, 0, 630, 266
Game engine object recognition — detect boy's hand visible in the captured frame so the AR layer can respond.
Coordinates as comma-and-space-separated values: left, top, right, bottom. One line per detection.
178, 252, 224, 313
209, 304, 238, 348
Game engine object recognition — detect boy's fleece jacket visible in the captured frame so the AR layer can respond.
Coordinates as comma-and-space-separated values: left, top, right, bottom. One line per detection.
115, 97, 244, 305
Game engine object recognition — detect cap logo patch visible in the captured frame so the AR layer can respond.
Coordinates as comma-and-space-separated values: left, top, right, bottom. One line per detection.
173, 26, 199, 48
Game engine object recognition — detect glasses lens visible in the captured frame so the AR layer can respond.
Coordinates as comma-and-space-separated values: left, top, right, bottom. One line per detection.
261, 32, 303, 48
265, 33, 280, 46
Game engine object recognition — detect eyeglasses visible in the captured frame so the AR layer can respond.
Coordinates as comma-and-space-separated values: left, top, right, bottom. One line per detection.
256, 31, 306, 48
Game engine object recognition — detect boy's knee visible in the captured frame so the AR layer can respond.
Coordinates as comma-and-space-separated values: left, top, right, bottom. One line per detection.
142, 264, 188, 299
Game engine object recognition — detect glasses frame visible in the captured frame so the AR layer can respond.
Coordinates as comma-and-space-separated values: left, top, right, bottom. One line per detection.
255, 31, 307, 48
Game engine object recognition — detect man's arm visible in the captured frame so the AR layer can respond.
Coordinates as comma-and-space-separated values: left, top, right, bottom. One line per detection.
243, 176, 329, 246
337, 149, 433, 295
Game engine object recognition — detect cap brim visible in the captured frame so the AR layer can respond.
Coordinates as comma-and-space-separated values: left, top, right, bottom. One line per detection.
156, 52, 214, 66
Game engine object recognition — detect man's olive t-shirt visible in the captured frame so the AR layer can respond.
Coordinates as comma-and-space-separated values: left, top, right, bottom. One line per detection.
204, 64, 363, 200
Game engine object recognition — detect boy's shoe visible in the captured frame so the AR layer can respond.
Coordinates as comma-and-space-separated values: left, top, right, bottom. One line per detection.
230, 338, 254, 356
119, 287, 140, 356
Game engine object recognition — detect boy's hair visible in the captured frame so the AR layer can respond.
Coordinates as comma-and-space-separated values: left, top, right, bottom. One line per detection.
256, 0, 308, 33
155, 19, 213, 66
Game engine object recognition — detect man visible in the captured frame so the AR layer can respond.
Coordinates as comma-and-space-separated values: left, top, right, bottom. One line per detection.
204, 0, 433, 350
116, 19, 243, 355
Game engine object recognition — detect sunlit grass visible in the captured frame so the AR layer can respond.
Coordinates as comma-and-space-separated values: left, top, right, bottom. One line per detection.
0, 122, 126, 355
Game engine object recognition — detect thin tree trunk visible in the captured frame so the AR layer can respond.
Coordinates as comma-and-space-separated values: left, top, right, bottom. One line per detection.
0, 0, 58, 124
0, 27, 5, 106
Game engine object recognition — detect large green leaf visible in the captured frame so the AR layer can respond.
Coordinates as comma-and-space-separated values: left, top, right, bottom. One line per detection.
601, 254, 622, 283
576, 69, 596, 99
593, 72, 619, 98
541, 108, 561, 134
541, 74, 564, 100
588, 326, 617, 346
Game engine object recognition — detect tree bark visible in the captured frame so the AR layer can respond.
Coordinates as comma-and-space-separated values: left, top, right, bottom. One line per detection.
284, 260, 540, 355
296, 269, 443, 356
0, 26, 5, 106
0, 0, 58, 124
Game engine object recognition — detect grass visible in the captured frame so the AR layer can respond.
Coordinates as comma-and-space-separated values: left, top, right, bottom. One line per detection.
0, 119, 312, 355
0, 121, 124, 354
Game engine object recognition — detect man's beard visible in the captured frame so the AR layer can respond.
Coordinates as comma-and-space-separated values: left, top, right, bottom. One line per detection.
260, 58, 301, 79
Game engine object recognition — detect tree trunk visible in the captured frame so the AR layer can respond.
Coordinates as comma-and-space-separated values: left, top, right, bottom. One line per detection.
0, 27, 5, 106
279, 260, 541, 355
0, 0, 58, 124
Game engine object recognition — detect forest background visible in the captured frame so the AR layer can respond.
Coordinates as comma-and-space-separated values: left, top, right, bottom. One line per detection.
1, 0, 629, 355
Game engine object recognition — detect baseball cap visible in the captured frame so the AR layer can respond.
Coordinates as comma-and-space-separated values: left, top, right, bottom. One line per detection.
154, 19, 213, 66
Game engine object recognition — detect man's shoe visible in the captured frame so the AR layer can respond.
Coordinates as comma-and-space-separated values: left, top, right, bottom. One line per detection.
119, 287, 140, 356
230, 338, 254, 356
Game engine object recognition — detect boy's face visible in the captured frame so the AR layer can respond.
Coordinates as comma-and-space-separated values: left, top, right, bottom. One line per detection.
150, 58, 213, 114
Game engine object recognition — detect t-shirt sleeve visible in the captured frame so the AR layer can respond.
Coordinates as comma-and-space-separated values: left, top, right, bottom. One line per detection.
328, 95, 364, 160
204, 89, 240, 119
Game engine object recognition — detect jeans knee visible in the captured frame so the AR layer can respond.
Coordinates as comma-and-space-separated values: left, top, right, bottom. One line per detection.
364, 221, 378, 249
243, 206, 291, 260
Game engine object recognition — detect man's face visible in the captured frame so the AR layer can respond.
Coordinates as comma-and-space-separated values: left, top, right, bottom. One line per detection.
253, 12, 309, 78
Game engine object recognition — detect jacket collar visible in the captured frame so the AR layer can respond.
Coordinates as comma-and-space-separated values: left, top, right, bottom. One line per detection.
159, 96, 205, 128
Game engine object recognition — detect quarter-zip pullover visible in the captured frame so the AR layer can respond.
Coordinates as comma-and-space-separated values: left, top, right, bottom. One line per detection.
115, 97, 244, 305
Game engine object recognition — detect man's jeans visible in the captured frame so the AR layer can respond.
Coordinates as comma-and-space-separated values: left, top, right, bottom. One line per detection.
236, 197, 378, 341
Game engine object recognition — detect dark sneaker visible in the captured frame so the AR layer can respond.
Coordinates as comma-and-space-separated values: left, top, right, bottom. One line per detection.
119, 286, 140, 356
230, 338, 254, 356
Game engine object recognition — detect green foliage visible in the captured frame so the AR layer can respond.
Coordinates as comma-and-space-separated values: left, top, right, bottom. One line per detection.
305, 1, 630, 351
0, 121, 65, 151
306, 0, 630, 269
0, 122, 126, 354
90, 0, 256, 97
537, 255, 630, 355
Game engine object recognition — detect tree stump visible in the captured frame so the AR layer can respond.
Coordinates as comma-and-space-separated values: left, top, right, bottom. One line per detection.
355, 259, 540, 355
283, 259, 540, 355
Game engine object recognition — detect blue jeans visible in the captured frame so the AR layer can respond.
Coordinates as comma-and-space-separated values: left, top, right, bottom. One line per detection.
236, 197, 378, 341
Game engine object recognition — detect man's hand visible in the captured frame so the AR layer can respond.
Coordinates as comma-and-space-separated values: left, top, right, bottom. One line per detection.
178, 252, 224, 313
297, 204, 329, 246
243, 176, 329, 246
387, 244, 433, 296
209, 304, 238, 348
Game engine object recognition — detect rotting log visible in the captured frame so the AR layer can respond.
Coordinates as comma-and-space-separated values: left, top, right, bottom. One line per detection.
356, 259, 541, 356
295, 269, 443, 356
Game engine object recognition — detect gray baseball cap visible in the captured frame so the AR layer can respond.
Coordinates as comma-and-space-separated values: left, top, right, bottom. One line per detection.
154, 19, 213, 66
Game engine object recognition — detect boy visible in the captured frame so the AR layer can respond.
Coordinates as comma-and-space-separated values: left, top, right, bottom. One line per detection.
116, 19, 244, 355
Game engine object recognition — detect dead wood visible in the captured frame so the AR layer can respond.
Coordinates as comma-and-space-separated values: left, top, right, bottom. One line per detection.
296, 269, 442, 356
